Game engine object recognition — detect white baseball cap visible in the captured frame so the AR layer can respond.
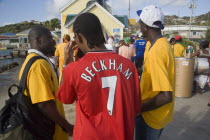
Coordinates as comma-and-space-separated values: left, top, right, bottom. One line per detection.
137, 5, 164, 29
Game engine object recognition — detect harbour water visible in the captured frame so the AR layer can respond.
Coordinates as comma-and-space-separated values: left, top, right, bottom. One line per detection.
0, 49, 25, 69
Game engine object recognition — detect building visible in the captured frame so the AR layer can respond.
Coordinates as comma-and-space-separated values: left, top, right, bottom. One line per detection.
60, 0, 128, 41
0, 33, 19, 49
162, 25, 210, 40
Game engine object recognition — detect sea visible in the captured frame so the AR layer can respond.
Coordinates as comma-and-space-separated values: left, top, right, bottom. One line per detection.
0, 49, 24, 68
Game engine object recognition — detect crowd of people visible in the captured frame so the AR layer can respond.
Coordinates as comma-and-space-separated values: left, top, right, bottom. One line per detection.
14, 4, 210, 140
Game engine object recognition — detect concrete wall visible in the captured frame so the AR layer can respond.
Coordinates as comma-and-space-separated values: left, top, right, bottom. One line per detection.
162, 25, 209, 39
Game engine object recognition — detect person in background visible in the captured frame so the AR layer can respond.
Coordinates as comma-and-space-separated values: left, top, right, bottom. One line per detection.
136, 5, 175, 140
134, 37, 146, 69
118, 37, 136, 60
54, 34, 71, 82
56, 13, 141, 140
190, 40, 210, 95
48, 39, 59, 78
105, 37, 115, 51
169, 37, 176, 50
173, 35, 185, 57
115, 39, 125, 54
19, 27, 73, 140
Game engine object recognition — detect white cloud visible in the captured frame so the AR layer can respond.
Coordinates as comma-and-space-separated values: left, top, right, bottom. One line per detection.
0, 22, 14, 27
46, 0, 70, 19
45, 0, 190, 19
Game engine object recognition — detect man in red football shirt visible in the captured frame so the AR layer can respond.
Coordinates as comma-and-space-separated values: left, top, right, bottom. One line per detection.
56, 13, 141, 140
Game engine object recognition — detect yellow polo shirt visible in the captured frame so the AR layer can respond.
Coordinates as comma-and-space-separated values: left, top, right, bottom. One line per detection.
19, 53, 68, 140
141, 38, 175, 129
173, 43, 185, 57
55, 43, 68, 81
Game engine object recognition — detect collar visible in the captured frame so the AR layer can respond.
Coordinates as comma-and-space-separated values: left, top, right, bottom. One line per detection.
28, 49, 55, 71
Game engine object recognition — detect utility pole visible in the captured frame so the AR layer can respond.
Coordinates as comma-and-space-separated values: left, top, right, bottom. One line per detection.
188, 0, 196, 40
128, 0, 130, 19
128, 0, 131, 36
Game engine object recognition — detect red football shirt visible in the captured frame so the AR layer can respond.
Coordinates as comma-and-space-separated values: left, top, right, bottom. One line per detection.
57, 51, 141, 140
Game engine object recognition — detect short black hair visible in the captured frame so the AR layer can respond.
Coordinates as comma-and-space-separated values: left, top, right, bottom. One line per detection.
130, 38, 135, 44
28, 27, 50, 45
200, 40, 209, 49
73, 13, 105, 49
169, 38, 175, 44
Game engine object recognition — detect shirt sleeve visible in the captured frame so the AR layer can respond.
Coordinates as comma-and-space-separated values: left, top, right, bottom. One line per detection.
149, 48, 173, 92
27, 61, 55, 104
54, 46, 59, 57
56, 65, 77, 104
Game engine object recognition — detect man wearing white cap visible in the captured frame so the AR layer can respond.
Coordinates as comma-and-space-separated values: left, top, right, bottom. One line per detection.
135, 5, 175, 140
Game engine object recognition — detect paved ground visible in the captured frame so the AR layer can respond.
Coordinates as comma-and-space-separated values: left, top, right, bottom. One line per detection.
0, 65, 210, 140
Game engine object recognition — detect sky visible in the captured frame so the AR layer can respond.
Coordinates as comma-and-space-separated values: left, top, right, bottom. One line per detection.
0, 0, 210, 27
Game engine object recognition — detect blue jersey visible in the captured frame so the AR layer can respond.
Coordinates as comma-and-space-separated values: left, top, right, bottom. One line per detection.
135, 39, 146, 58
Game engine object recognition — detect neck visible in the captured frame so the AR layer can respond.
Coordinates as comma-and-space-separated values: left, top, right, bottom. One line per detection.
147, 31, 162, 43
88, 44, 107, 52
31, 47, 47, 56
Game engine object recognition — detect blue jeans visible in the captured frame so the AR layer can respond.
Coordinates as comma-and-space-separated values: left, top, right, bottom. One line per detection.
135, 115, 163, 140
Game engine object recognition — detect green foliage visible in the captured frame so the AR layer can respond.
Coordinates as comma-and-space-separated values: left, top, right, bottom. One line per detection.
49, 18, 61, 30
205, 29, 210, 42
0, 18, 61, 34
181, 37, 197, 50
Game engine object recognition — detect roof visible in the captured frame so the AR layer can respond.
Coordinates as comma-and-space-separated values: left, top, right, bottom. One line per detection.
0, 32, 16, 36
16, 29, 31, 36
114, 15, 129, 28
59, 0, 76, 12
163, 25, 210, 31
0, 36, 18, 40
65, 2, 125, 28
65, 14, 77, 25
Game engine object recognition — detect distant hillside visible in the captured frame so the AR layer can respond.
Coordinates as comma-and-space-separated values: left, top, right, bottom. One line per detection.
0, 18, 61, 34
165, 12, 210, 26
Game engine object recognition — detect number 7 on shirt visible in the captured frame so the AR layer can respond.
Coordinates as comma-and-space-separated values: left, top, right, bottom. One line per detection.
101, 76, 117, 116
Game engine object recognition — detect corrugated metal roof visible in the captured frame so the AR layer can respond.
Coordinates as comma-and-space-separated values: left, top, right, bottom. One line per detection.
64, 2, 124, 28
114, 15, 129, 28
65, 14, 77, 25
0, 32, 16, 36
16, 29, 31, 36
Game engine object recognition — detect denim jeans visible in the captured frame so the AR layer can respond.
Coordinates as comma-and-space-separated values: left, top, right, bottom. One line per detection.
135, 115, 163, 140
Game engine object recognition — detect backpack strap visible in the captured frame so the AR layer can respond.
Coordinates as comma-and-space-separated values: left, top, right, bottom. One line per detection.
18, 56, 45, 93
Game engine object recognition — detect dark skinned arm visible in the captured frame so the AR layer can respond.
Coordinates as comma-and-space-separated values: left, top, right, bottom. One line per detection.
190, 50, 200, 58
141, 91, 173, 112
59, 41, 76, 86
37, 100, 74, 136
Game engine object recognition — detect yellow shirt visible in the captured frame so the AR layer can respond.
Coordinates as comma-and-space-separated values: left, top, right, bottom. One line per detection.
19, 53, 68, 140
173, 43, 185, 57
141, 38, 175, 129
55, 43, 68, 81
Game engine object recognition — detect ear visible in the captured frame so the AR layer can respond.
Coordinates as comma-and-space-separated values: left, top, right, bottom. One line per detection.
144, 25, 148, 31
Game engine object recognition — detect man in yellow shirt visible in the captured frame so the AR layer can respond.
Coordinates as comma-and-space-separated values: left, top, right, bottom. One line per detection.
19, 27, 73, 140
136, 5, 175, 140
173, 35, 185, 57
54, 34, 70, 82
